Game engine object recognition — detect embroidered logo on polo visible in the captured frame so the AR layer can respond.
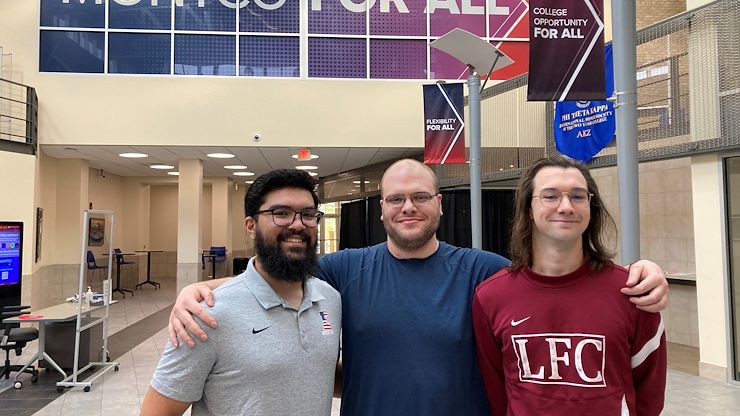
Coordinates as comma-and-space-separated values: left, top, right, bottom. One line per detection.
252, 326, 271, 334
319, 311, 334, 335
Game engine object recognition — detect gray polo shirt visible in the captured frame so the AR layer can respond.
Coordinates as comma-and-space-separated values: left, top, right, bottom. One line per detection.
151, 258, 341, 416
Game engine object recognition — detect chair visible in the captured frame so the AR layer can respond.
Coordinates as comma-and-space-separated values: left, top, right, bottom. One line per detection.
86, 250, 108, 288
1, 306, 39, 387
114, 248, 135, 267
208, 246, 227, 278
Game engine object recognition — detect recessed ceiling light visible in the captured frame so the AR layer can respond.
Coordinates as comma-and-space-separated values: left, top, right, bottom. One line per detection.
295, 165, 318, 170
352, 180, 371, 184
224, 165, 247, 169
150, 164, 174, 170
309, 172, 318, 177
168, 171, 180, 176
207, 153, 235, 159
291, 154, 319, 160
233, 172, 255, 176
119, 152, 148, 158
245, 181, 254, 184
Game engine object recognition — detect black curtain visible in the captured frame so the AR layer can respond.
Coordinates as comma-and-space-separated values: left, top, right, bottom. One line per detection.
338, 190, 514, 257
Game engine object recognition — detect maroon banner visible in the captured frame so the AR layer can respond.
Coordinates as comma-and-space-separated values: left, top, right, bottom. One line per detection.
527, 0, 606, 101
423, 83, 466, 165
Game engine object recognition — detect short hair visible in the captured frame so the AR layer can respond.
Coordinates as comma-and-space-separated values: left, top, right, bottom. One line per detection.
509, 155, 616, 272
245, 169, 320, 218
379, 159, 439, 196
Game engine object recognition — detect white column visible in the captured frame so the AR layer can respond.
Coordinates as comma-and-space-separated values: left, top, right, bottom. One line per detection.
177, 159, 203, 292
211, 177, 231, 274
691, 154, 729, 381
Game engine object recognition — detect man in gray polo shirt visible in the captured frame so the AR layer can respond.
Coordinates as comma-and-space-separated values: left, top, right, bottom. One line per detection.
140, 169, 341, 416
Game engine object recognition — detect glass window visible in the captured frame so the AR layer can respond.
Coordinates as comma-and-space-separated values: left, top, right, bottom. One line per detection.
308, 2, 365, 35
240, 1, 299, 33
724, 156, 740, 381
175, 0, 235, 31
40, 30, 104, 73
109, 0, 171, 30
174, 35, 236, 76
239, 36, 299, 77
109, 33, 171, 74
369, 0, 425, 36
308, 38, 366, 79
40, 0, 105, 28
370, 39, 426, 79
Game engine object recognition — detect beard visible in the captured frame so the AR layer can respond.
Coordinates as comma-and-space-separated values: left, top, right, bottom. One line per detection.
382, 213, 440, 251
254, 228, 319, 283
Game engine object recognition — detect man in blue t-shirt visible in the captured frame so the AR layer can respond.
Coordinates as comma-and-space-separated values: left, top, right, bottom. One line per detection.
168, 159, 669, 416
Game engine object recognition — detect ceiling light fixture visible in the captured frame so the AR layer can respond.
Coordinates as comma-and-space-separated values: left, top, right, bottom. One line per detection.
233, 172, 255, 176
168, 171, 180, 176
295, 165, 318, 170
224, 165, 247, 169
245, 180, 254, 184
291, 154, 319, 160
119, 152, 148, 158
207, 153, 235, 159
308, 172, 318, 177
352, 180, 371, 184
150, 164, 174, 170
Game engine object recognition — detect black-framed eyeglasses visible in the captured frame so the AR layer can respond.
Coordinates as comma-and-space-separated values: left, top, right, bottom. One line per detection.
532, 189, 593, 208
383, 192, 439, 207
256, 207, 324, 228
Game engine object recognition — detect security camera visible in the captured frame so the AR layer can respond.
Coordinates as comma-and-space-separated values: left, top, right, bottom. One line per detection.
253, 133, 261, 142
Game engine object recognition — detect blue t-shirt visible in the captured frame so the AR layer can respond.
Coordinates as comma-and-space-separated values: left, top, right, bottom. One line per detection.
318, 241, 510, 416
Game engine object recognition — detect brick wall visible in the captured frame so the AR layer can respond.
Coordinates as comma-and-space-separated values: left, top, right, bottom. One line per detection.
637, 0, 687, 29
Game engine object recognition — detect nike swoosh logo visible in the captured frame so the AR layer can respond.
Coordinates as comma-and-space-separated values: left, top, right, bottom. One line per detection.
252, 326, 271, 334
511, 317, 531, 327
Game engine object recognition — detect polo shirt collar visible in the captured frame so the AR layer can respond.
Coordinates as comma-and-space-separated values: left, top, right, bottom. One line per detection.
243, 257, 325, 311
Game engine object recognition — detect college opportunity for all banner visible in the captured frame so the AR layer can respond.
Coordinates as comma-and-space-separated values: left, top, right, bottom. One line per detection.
554, 44, 615, 162
422, 83, 466, 165
528, 0, 606, 101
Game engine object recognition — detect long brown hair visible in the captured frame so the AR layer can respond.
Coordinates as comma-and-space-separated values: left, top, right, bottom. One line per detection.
509, 155, 617, 271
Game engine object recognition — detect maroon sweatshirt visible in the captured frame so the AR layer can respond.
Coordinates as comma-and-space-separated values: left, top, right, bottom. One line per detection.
472, 262, 666, 416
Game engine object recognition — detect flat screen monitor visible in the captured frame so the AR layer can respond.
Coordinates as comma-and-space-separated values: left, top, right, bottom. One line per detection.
0, 222, 23, 287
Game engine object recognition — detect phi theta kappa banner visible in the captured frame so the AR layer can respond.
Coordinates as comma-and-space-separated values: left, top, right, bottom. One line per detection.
423, 83, 466, 165
554, 44, 615, 162
528, 0, 606, 101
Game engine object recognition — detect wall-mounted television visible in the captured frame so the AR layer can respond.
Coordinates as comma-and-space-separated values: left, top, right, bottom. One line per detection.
0, 222, 23, 287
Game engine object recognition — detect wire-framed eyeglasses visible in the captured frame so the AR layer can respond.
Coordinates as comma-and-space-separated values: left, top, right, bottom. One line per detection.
384, 192, 439, 207
256, 207, 324, 227
532, 189, 593, 208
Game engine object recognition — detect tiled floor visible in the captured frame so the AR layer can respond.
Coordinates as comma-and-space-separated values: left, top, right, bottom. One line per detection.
2, 274, 740, 415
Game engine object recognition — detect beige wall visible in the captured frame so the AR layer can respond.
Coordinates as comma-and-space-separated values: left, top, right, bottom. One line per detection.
0, 151, 36, 276
150, 185, 179, 252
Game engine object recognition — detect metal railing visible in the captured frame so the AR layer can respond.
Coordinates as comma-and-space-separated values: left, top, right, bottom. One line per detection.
0, 76, 38, 155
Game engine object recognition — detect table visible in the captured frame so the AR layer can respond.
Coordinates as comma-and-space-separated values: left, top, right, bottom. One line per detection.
103, 253, 135, 298
3, 302, 114, 384
134, 250, 162, 290
203, 253, 217, 279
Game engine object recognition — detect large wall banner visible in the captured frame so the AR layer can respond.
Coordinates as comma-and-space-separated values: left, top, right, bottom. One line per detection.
527, 0, 606, 101
423, 83, 466, 165
554, 44, 615, 162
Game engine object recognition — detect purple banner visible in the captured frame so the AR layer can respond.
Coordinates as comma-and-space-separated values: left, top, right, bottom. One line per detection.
423, 83, 466, 165
527, 0, 606, 101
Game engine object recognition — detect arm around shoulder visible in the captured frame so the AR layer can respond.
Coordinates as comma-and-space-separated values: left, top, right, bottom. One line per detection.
140, 387, 191, 416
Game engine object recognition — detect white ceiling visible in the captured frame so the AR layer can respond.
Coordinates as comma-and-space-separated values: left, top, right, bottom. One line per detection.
42, 144, 422, 181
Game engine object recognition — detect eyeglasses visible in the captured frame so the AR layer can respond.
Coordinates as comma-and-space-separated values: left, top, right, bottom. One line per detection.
256, 207, 324, 228
383, 192, 438, 207
532, 189, 593, 208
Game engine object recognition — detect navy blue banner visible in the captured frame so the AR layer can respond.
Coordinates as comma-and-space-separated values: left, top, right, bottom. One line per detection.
423, 83, 466, 165
554, 44, 614, 162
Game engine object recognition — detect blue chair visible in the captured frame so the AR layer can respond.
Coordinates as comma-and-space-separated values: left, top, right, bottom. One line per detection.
86, 250, 108, 288
207, 246, 227, 278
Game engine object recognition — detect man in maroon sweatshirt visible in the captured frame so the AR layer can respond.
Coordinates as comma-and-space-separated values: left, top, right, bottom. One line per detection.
472, 155, 666, 415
